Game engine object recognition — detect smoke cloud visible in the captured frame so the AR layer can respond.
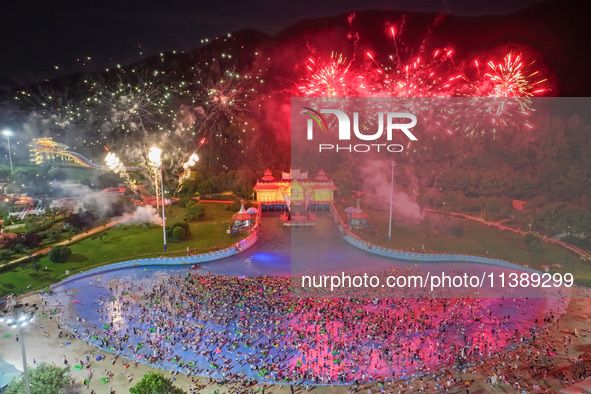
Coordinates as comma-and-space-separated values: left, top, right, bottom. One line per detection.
119, 205, 162, 226
359, 159, 423, 222
50, 181, 119, 217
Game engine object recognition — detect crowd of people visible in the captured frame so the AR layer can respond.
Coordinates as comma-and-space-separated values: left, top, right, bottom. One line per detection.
40, 270, 591, 392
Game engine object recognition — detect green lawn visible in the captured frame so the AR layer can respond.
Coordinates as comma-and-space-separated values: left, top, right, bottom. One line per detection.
0, 202, 247, 296
336, 198, 591, 281
60, 167, 97, 182
3, 225, 27, 234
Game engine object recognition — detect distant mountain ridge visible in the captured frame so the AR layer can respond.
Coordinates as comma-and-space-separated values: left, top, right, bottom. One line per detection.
2, 0, 590, 97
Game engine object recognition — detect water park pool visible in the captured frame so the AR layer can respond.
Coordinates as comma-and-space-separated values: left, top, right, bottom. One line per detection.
44, 213, 566, 385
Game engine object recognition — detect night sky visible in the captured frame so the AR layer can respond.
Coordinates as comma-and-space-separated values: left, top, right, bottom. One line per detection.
1, 0, 548, 83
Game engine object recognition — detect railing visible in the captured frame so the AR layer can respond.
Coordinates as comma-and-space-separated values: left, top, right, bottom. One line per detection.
329, 203, 348, 232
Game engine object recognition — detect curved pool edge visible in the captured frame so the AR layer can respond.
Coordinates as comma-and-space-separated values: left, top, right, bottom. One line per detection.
52, 232, 259, 288
329, 203, 539, 274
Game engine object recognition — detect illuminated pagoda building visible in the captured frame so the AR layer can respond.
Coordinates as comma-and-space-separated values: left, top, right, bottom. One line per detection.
254, 168, 336, 225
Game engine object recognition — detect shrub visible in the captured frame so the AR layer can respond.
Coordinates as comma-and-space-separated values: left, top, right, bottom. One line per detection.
184, 201, 205, 222
527, 240, 543, 254
449, 224, 464, 237
171, 227, 186, 242
48, 245, 72, 263
22, 255, 41, 264
523, 233, 539, 245
0, 250, 14, 261
178, 197, 198, 208
166, 222, 191, 242
574, 278, 591, 288
176, 222, 190, 236
461, 198, 482, 212
130, 372, 186, 394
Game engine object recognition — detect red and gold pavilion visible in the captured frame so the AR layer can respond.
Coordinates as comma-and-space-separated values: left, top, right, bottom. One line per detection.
253, 168, 337, 213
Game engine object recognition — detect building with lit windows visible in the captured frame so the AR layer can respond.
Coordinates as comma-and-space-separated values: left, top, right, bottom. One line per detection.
253, 168, 336, 212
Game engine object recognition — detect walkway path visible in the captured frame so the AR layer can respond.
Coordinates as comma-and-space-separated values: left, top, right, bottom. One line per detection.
1, 214, 132, 270
425, 208, 591, 262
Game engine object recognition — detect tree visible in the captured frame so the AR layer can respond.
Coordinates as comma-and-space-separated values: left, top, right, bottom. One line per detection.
129, 372, 186, 394
21, 232, 44, 250
65, 210, 96, 231
233, 184, 254, 201
527, 240, 543, 254
231, 170, 256, 200
5, 182, 21, 195
40, 228, 62, 244
176, 197, 192, 208
24, 256, 42, 272
44, 207, 62, 221
332, 169, 356, 197
5, 363, 70, 394
171, 226, 186, 242
48, 245, 72, 263
184, 201, 205, 222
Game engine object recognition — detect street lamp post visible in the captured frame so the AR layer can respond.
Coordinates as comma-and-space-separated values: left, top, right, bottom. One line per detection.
160, 166, 167, 251
2, 130, 13, 174
388, 161, 395, 242
18, 325, 30, 394
1, 313, 34, 394
147, 147, 165, 250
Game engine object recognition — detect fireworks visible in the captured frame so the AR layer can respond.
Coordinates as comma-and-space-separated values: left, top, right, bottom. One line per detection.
191, 59, 256, 134
147, 147, 162, 168
185, 54, 261, 168
9, 19, 555, 170
450, 52, 547, 136
296, 22, 550, 138
300, 47, 546, 102
183, 153, 199, 169
298, 53, 361, 97
178, 153, 200, 186
105, 152, 136, 190
480, 52, 548, 98
299, 24, 549, 102
147, 147, 163, 209
90, 66, 184, 150
366, 48, 463, 98
448, 97, 534, 137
